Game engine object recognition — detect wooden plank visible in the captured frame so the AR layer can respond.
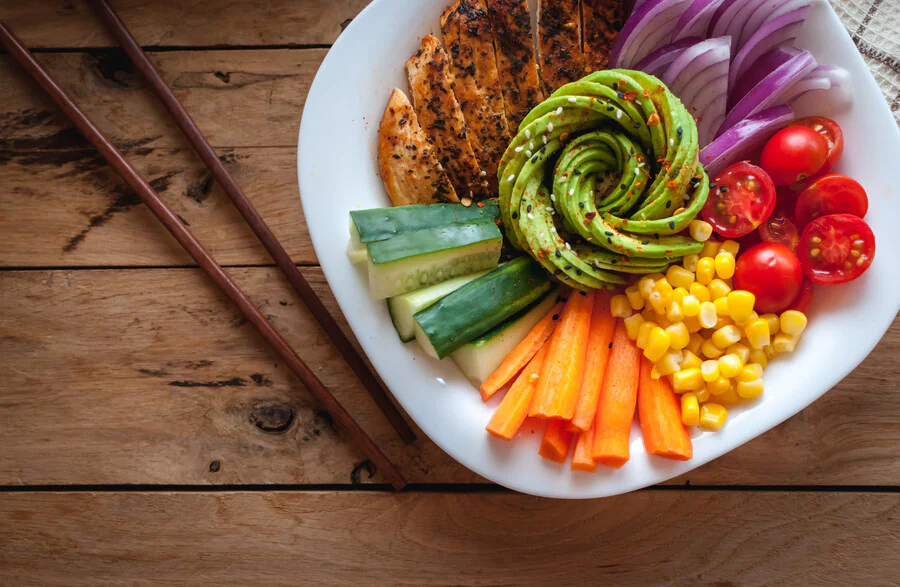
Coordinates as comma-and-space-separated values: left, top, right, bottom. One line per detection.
1, 0, 371, 48
1, 267, 899, 486
0, 147, 317, 267
2, 491, 898, 585
0, 49, 324, 149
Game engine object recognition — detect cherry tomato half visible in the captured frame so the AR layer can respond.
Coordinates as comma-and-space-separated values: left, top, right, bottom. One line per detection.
788, 278, 815, 313
734, 242, 804, 313
797, 214, 875, 285
760, 126, 829, 185
793, 116, 844, 181
759, 200, 800, 252
702, 161, 777, 238
794, 174, 869, 228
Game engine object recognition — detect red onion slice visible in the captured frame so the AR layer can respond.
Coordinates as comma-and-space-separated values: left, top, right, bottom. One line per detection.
722, 0, 772, 54
611, 0, 693, 68
730, 47, 800, 108
739, 0, 812, 49
700, 105, 795, 176
784, 65, 853, 107
729, 5, 811, 90
633, 37, 702, 77
709, 0, 755, 41
672, 0, 726, 41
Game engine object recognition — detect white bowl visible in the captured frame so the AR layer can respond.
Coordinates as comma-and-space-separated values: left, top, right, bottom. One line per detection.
298, 0, 900, 498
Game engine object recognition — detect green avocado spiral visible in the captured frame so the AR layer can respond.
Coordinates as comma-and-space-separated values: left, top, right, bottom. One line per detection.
497, 69, 708, 290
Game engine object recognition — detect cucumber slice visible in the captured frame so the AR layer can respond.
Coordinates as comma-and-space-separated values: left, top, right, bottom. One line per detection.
387, 270, 489, 342
347, 220, 367, 264
350, 202, 499, 244
413, 257, 552, 359
367, 219, 502, 299
451, 291, 559, 386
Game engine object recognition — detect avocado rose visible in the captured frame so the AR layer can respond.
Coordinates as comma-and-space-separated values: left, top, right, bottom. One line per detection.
498, 69, 708, 290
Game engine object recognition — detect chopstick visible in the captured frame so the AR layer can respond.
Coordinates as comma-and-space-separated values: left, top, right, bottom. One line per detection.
0, 22, 408, 491
87, 0, 416, 444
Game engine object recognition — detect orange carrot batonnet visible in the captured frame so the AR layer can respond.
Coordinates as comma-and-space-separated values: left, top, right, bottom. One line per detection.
480, 300, 564, 402
591, 320, 642, 468
485, 345, 549, 440
528, 290, 595, 420
571, 425, 596, 472
538, 419, 574, 463
569, 291, 616, 431
637, 356, 693, 461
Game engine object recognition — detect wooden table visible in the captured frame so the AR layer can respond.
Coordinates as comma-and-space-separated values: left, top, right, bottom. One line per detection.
1, 2, 898, 584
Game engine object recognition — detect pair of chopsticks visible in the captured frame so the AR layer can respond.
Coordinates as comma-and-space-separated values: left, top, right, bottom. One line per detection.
0, 0, 412, 490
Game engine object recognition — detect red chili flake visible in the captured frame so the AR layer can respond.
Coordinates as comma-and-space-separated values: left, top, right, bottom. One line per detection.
477, 201, 486, 208
623, 90, 638, 101
585, 211, 597, 219
646, 113, 660, 127
667, 180, 679, 188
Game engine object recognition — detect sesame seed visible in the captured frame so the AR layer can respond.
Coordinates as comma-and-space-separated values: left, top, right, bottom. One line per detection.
641, 240, 649, 245
508, 174, 515, 182
529, 141, 534, 150
512, 212, 518, 219
548, 122, 554, 132
634, 122, 641, 129
564, 264, 573, 270
568, 189, 574, 196
578, 202, 584, 208
480, 170, 487, 177
550, 193, 556, 201
531, 155, 539, 164
669, 220, 675, 229
670, 138, 674, 146
576, 268, 583, 275
677, 127, 683, 135
568, 96, 577, 103
543, 135, 548, 145
607, 105, 614, 111
555, 250, 561, 258
616, 110, 622, 119
526, 204, 532, 212
515, 146, 523, 153
527, 213, 534, 219
526, 150, 533, 157
525, 129, 532, 139
556, 107, 563, 115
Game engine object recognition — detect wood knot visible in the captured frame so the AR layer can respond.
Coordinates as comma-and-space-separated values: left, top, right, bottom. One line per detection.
209, 460, 221, 473
249, 400, 296, 434
350, 460, 375, 484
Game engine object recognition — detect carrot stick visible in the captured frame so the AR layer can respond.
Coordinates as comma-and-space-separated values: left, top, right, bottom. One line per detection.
571, 425, 596, 472
528, 290, 595, 420
591, 320, 642, 468
480, 300, 564, 401
538, 419, 574, 463
569, 291, 616, 431
485, 345, 548, 440
638, 356, 693, 461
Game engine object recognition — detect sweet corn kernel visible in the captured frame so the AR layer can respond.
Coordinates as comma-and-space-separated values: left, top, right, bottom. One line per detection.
695, 257, 715, 284
772, 333, 797, 353
610, 295, 632, 318
745, 318, 772, 349
690, 282, 711, 303
700, 239, 720, 258
683, 254, 699, 272
666, 321, 690, 350
681, 294, 701, 317
760, 313, 780, 335
700, 360, 720, 382
699, 403, 728, 430
713, 296, 730, 317
681, 350, 703, 370
698, 301, 718, 328
625, 285, 645, 310
689, 219, 713, 242
666, 301, 684, 322
656, 351, 682, 377
714, 252, 736, 279
707, 376, 731, 396
701, 338, 724, 359
764, 344, 778, 359
718, 353, 743, 378
727, 343, 751, 365
648, 291, 667, 314
683, 315, 703, 333
666, 265, 695, 289
726, 290, 755, 323
695, 386, 711, 402
718, 385, 741, 406
672, 367, 704, 391
719, 240, 740, 257
650, 365, 661, 379
736, 378, 764, 399
780, 310, 808, 337
623, 313, 644, 341
644, 327, 671, 362
749, 348, 768, 368
653, 279, 674, 305
681, 393, 700, 426
712, 325, 742, 349
636, 321, 657, 349
687, 333, 704, 356
709, 278, 732, 299
638, 276, 656, 299
673, 286, 689, 305
737, 363, 764, 382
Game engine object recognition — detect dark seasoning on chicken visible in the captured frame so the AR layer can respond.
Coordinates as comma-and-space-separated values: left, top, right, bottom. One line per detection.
537, 0, 587, 94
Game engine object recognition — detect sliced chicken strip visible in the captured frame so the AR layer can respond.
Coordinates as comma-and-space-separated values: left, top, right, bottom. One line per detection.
441, 0, 511, 191
486, 0, 545, 130
378, 88, 458, 206
537, 0, 588, 94
582, 0, 624, 72
406, 35, 490, 200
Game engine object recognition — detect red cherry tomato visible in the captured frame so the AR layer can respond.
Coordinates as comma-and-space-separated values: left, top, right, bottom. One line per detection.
797, 214, 875, 285
793, 116, 844, 181
788, 278, 815, 313
794, 174, 869, 228
734, 242, 804, 313
759, 200, 800, 251
760, 126, 829, 185
702, 161, 777, 238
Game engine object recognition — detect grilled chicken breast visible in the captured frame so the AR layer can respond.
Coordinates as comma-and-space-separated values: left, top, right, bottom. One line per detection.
406, 35, 490, 199
485, 0, 544, 129
537, 0, 587, 94
441, 0, 511, 191
582, 0, 624, 71
378, 88, 458, 206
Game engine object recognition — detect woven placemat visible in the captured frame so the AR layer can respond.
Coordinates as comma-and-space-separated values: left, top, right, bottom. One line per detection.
833, 0, 900, 123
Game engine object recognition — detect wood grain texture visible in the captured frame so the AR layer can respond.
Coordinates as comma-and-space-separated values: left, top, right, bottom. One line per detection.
0, 0, 371, 48
0, 49, 324, 149
0, 147, 317, 266
2, 491, 899, 586
1, 267, 898, 486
